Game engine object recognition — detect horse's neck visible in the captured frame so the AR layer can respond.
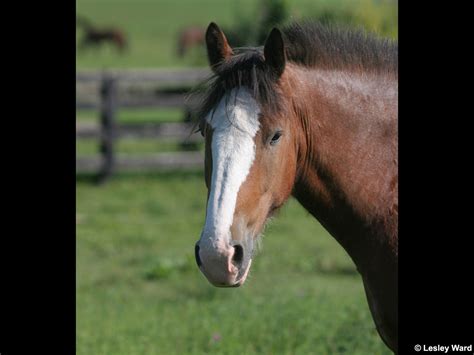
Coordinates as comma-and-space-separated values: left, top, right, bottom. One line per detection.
288, 66, 398, 267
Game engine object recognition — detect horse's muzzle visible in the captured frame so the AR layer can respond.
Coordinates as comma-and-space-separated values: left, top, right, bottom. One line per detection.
194, 238, 252, 287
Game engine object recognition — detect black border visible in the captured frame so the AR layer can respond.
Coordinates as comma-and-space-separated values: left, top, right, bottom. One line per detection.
0, 0, 76, 354
399, 1, 473, 353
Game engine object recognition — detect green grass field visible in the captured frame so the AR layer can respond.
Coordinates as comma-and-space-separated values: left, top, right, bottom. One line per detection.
77, 0, 396, 353
76, 0, 397, 69
76, 172, 391, 354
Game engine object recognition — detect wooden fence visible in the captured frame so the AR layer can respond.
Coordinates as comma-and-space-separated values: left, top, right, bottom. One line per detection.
76, 68, 211, 183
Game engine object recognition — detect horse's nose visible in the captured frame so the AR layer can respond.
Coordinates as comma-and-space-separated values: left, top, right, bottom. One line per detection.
231, 244, 244, 268
194, 240, 246, 287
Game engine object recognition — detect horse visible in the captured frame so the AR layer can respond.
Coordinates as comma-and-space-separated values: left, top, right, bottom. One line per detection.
193, 22, 398, 352
76, 16, 128, 54
176, 26, 206, 58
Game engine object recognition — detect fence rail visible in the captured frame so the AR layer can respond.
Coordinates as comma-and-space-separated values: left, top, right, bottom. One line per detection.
76, 68, 210, 182
76, 94, 195, 110
76, 121, 200, 141
76, 68, 210, 83
76, 152, 204, 172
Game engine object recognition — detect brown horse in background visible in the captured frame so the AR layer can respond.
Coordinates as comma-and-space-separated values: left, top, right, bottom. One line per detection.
194, 22, 398, 352
177, 26, 206, 58
77, 16, 128, 53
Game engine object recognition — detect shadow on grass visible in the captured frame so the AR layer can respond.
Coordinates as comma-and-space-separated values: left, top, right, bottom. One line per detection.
316, 264, 358, 276
76, 172, 98, 184
76, 169, 204, 185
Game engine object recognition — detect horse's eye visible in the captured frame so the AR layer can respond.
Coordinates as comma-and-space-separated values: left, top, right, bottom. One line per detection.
270, 131, 283, 145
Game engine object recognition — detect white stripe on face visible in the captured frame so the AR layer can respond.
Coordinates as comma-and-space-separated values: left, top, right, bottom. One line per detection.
200, 88, 260, 251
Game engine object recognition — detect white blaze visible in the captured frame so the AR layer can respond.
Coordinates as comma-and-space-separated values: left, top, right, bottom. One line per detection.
201, 88, 260, 251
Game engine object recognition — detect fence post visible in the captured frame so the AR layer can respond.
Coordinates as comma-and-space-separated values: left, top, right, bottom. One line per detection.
97, 74, 117, 184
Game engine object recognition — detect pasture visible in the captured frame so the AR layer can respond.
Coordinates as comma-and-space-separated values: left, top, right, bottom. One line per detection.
76, 0, 397, 68
77, 0, 397, 353
76, 171, 391, 354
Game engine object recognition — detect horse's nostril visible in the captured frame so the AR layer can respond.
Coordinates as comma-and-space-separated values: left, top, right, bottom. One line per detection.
195, 244, 202, 267
232, 244, 244, 268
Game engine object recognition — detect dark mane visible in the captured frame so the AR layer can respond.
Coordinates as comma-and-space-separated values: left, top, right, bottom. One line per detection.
193, 21, 398, 123
284, 22, 397, 73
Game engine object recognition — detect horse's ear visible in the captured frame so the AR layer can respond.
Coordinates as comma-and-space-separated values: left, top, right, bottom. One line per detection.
205, 22, 233, 71
263, 27, 286, 78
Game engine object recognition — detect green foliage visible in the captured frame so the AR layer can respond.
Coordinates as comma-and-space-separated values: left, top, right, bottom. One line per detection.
256, 0, 290, 43
224, 0, 290, 46
300, 0, 398, 38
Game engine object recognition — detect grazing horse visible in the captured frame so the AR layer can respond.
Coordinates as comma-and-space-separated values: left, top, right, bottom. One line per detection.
176, 26, 206, 58
77, 16, 128, 53
193, 22, 398, 352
